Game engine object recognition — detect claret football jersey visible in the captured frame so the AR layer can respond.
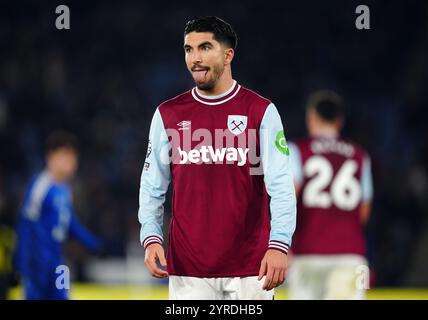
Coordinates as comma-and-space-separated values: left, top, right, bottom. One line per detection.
288, 135, 373, 256
138, 80, 297, 277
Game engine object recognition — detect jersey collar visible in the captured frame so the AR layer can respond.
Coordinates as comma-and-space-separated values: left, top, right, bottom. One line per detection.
191, 80, 241, 105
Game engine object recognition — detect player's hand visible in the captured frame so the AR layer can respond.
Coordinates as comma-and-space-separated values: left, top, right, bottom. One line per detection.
258, 249, 288, 291
144, 243, 168, 278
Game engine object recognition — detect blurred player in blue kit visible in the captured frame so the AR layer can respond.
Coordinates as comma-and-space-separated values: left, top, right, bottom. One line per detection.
14, 131, 103, 300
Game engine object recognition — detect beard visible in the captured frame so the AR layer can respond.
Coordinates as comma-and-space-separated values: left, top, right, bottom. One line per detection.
196, 77, 216, 91
194, 63, 224, 92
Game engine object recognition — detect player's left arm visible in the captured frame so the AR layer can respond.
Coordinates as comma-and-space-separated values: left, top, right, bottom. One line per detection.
288, 141, 304, 197
258, 103, 297, 291
68, 207, 102, 252
360, 154, 374, 225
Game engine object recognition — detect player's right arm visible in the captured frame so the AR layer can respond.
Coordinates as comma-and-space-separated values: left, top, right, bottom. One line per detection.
14, 213, 32, 276
138, 107, 171, 278
360, 154, 374, 225
14, 178, 44, 276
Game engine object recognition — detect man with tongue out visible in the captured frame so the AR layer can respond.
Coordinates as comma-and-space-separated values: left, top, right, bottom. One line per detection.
138, 16, 296, 300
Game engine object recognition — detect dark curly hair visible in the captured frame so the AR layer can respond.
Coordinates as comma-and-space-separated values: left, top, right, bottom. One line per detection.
306, 90, 345, 122
45, 130, 78, 153
184, 16, 238, 50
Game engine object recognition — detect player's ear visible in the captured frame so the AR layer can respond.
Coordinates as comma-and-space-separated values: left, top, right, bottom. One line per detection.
336, 116, 344, 131
45, 151, 53, 165
224, 48, 234, 66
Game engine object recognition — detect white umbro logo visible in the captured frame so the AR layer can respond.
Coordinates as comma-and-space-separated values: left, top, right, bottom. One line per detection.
177, 120, 191, 130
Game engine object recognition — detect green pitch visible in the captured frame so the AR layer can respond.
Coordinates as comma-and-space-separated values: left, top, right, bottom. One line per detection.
8, 284, 428, 300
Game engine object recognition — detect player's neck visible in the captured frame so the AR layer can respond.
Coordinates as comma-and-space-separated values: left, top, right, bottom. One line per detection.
310, 126, 339, 138
46, 168, 67, 184
197, 76, 234, 97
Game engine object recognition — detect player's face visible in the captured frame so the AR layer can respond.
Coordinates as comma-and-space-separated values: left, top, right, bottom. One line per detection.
47, 147, 78, 181
184, 32, 227, 91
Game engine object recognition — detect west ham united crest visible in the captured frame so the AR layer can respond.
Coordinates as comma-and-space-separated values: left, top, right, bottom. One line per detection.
227, 115, 247, 135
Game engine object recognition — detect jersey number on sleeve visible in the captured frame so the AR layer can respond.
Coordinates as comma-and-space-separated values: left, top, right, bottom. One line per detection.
303, 156, 362, 211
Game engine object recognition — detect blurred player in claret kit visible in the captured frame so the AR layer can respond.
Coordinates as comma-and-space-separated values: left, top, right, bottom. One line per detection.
14, 131, 103, 300
138, 16, 296, 300
287, 91, 374, 299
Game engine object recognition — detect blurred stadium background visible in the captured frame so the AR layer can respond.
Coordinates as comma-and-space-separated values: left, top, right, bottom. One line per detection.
0, 0, 427, 299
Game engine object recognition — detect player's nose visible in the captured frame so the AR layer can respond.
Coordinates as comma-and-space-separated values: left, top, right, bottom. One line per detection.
190, 51, 202, 64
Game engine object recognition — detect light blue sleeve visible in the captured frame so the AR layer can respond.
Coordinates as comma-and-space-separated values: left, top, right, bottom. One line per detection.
287, 142, 303, 185
260, 103, 297, 253
361, 155, 374, 201
138, 108, 171, 249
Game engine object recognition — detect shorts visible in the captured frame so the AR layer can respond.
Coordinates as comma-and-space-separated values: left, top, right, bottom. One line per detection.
169, 275, 275, 300
288, 254, 368, 300
23, 273, 69, 300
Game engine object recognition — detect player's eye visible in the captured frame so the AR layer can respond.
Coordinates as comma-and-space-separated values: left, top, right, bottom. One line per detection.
202, 45, 210, 51
184, 47, 192, 53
